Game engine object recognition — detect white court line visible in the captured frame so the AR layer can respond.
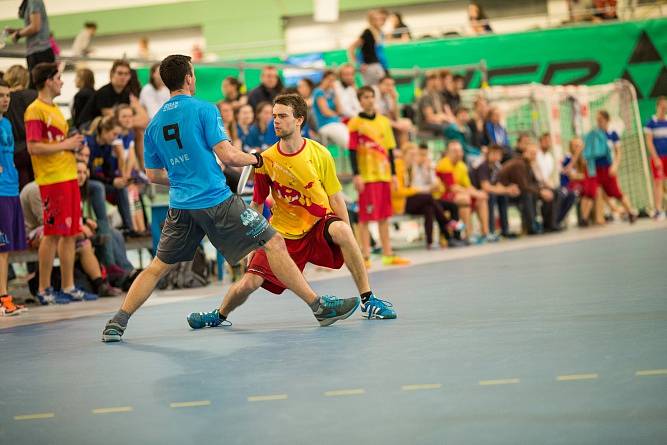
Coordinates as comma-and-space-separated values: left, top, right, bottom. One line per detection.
92, 406, 134, 414
401, 384, 442, 391
169, 400, 211, 408
248, 394, 288, 402
479, 378, 520, 386
14, 412, 55, 420
324, 389, 366, 397
557, 373, 599, 381
636, 369, 667, 377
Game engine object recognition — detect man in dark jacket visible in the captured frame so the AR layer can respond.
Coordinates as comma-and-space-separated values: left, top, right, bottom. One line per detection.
247, 66, 283, 111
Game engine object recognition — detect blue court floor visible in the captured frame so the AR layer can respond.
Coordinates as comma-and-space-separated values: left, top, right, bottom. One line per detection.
1, 228, 666, 445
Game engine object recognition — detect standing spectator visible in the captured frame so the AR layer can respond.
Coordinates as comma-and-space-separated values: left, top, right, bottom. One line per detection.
140, 63, 170, 119
0, 79, 28, 315
417, 71, 454, 135
220, 76, 247, 112
312, 70, 349, 148
374, 75, 413, 147
580, 110, 637, 224
25, 63, 95, 303
483, 107, 512, 161
335, 64, 361, 120
592, 0, 618, 21
348, 86, 409, 266
71, 22, 97, 58
387, 12, 412, 42
348, 9, 389, 86
468, 95, 489, 150
137, 37, 153, 60
471, 144, 520, 238
78, 60, 132, 127
72, 68, 95, 129
436, 140, 492, 243
3, 65, 37, 189
247, 66, 283, 110
469, 2, 493, 35
537, 132, 576, 227
7, 0, 54, 88
645, 96, 667, 220
445, 107, 481, 165
236, 104, 255, 152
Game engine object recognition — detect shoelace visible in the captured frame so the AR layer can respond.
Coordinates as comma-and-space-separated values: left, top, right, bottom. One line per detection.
320, 295, 343, 309
202, 311, 232, 327
367, 296, 393, 308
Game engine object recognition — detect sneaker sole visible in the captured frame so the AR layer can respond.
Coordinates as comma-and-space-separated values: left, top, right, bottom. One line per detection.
318, 299, 360, 327
101, 333, 123, 342
360, 311, 397, 320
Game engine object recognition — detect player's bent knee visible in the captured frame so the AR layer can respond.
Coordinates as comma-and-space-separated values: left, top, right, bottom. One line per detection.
263, 233, 287, 252
328, 221, 354, 245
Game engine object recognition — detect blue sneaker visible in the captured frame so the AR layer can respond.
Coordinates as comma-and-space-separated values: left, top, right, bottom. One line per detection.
101, 320, 126, 342
313, 295, 359, 327
187, 309, 231, 329
36, 287, 70, 305
360, 294, 397, 320
60, 287, 98, 302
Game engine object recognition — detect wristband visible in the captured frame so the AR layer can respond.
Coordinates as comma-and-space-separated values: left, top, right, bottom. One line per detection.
252, 152, 263, 168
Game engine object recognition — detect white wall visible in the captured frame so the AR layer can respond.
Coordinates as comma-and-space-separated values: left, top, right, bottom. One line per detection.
0, 0, 200, 20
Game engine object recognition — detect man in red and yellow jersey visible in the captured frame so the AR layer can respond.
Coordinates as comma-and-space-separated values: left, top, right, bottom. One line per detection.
348, 85, 409, 267
196, 94, 396, 321
436, 140, 492, 243
25, 63, 94, 304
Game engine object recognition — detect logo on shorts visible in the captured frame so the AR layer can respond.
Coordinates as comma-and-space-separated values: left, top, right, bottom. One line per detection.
240, 208, 269, 238
0, 231, 8, 247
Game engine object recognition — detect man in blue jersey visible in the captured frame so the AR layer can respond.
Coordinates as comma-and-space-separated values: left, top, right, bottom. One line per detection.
646, 96, 667, 220
102, 55, 359, 342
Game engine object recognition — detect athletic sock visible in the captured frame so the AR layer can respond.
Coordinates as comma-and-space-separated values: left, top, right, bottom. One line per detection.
360, 291, 372, 304
310, 297, 321, 313
111, 310, 131, 327
92, 277, 104, 294
217, 310, 226, 321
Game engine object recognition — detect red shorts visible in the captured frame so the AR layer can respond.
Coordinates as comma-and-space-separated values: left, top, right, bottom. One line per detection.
248, 215, 345, 294
582, 166, 623, 200
358, 181, 393, 222
39, 179, 82, 236
651, 155, 667, 180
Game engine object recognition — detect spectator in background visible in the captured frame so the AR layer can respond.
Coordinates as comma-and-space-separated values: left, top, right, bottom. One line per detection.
387, 12, 412, 42
645, 96, 667, 220
140, 63, 170, 119
335, 64, 361, 120
3, 65, 37, 189
127, 69, 141, 98
445, 107, 481, 165
218, 101, 240, 147
78, 60, 132, 127
514, 132, 533, 157
247, 102, 274, 151
375, 75, 413, 148
483, 107, 512, 161
236, 104, 255, 152
417, 71, 454, 135
220, 76, 246, 112
247, 66, 283, 110
469, 2, 493, 35
48, 32, 60, 57
592, 0, 618, 21
137, 36, 153, 60
537, 132, 576, 228
7, 0, 54, 87
72, 68, 95, 129
0, 79, 28, 316
296, 78, 315, 107
468, 95, 488, 150
312, 70, 349, 148
348, 9, 389, 86
71, 22, 97, 58
440, 70, 460, 112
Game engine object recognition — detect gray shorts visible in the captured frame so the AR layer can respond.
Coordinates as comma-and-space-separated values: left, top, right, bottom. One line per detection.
156, 195, 276, 265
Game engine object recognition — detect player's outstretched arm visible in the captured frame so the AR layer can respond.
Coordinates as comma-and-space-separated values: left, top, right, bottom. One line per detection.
146, 168, 170, 186
214, 140, 262, 168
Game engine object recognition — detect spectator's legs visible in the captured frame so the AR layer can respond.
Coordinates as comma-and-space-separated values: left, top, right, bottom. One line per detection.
580, 196, 594, 223
432, 199, 451, 241
454, 193, 473, 238
556, 188, 577, 226
110, 229, 135, 272
406, 194, 435, 245
58, 236, 77, 291
474, 194, 489, 236
106, 184, 134, 231
319, 122, 350, 149
0, 252, 8, 295
516, 193, 538, 233
488, 194, 497, 234
88, 180, 113, 264
38, 235, 60, 292
328, 220, 371, 294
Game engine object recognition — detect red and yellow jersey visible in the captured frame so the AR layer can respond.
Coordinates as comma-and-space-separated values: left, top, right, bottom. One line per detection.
435, 156, 471, 193
348, 113, 396, 183
253, 138, 342, 240
24, 99, 76, 186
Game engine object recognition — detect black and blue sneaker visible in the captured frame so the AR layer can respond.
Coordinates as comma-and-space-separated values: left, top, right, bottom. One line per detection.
101, 320, 126, 342
36, 287, 70, 305
313, 295, 359, 327
60, 287, 98, 302
360, 294, 397, 320
186, 309, 231, 329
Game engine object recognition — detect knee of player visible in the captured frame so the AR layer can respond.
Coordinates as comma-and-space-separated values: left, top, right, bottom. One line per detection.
328, 220, 354, 245
146, 258, 177, 279
238, 273, 263, 294
263, 233, 287, 252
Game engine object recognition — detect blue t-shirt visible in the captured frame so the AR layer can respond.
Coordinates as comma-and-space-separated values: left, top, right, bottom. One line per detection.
86, 134, 117, 184
595, 130, 619, 168
312, 88, 340, 128
144, 95, 231, 210
246, 124, 270, 151
237, 124, 253, 153
645, 115, 667, 157
0, 117, 18, 197
560, 155, 572, 188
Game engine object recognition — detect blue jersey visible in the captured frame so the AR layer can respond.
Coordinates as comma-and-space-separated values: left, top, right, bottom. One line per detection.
645, 115, 667, 157
595, 130, 619, 168
0, 117, 18, 196
144, 95, 231, 210
312, 88, 341, 128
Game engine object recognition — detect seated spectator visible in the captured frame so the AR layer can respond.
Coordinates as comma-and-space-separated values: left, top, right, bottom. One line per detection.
312, 70, 349, 148
335, 64, 362, 120
436, 140, 493, 243
247, 65, 283, 110
592, 0, 618, 21
247, 102, 275, 152
469, 2, 493, 35
236, 104, 255, 152
417, 71, 454, 135
140, 63, 170, 119
348, 9, 389, 86
537, 132, 576, 228
496, 142, 557, 234
514, 132, 533, 157
375, 75, 414, 147
71, 68, 95, 129
471, 144, 521, 238
220, 76, 247, 112
483, 107, 513, 161
387, 12, 412, 42
468, 95, 489, 150
217, 101, 240, 147
445, 107, 482, 166
561, 137, 590, 224
78, 60, 132, 127
440, 70, 460, 112
3, 65, 37, 189
296, 78, 315, 108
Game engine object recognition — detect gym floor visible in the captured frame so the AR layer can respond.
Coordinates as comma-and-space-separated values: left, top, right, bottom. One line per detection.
1, 223, 666, 445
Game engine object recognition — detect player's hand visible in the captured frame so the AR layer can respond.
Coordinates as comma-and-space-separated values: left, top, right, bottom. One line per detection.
609, 165, 618, 177
113, 177, 128, 189
353, 175, 365, 193
86, 219, 98, 231
129, 94, 140, 108
63, 134, 84, 151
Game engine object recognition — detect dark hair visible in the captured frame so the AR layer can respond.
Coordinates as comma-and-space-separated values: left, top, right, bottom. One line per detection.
455, 106, 469, 116
298, 78, 315, 92
76, 68, 95, 90
321, 70, 337, 81
488, 144, 504, 152
32, 63, 59, 90
110, 60, 131, 76
273, 93, 308, 123
127, 69, 141, 96
379, 75, 393, 83
84, 22, 97, 29
470, 2, 488, 20
658, 96, 667, 103
223, 76, 242, 98
0, 79, 9, 89
598, 110, 610, 121
148, 63, 161, 89
392, 12, 406, 28
453, 74, 464, 82
357, 85, 375, 100
18, 0, 27, 18
160, 55, 193, 92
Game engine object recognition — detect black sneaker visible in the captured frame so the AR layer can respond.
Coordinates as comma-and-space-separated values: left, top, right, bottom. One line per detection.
102, 320, 126, 342
313, 295, 359, 327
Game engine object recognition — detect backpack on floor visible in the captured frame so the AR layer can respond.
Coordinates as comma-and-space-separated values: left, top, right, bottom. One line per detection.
157, 245, 210, 290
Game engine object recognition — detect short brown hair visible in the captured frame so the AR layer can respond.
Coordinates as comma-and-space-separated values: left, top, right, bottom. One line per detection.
273, 93, 307, 122
32, 63, 59, 90
357, 85, 375, 100
110, 59, 131, 76
3, 65, 29, 90
0, 79, 9, 89
598, 110, 610, 121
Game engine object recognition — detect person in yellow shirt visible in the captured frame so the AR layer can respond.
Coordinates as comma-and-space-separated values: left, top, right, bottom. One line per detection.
348, 86, 409, 267
436, 140, 491, 243
188, 93, 397, 322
